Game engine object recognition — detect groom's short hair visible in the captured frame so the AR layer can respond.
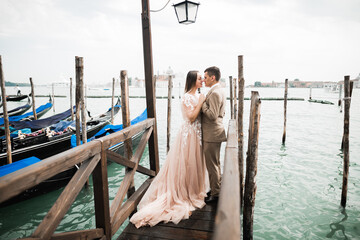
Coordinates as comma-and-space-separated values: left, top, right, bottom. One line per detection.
204, 66, 221, 81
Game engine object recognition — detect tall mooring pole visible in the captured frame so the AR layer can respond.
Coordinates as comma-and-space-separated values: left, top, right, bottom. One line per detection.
141, 0, 159, 174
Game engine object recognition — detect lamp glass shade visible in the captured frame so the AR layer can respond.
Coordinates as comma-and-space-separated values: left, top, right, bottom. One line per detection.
173, 1, 199, 24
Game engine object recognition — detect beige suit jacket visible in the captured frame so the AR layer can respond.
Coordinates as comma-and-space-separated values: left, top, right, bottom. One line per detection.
201, 85, 227, 142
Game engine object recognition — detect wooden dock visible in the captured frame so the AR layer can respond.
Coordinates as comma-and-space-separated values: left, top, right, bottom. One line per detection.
118, 201, 217, 240
0, 52, 254, 239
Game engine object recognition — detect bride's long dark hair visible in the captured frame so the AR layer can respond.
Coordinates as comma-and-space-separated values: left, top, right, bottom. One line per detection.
184, 70, 199, 93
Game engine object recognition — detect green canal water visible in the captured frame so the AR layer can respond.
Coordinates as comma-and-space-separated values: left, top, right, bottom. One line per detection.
0, 86, 359, 239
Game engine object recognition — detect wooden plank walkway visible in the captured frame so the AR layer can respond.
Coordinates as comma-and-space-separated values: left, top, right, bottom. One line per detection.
118, 201, 218, 240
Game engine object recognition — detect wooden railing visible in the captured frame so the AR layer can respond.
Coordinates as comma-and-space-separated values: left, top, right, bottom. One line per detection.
0, 118, 156, 240
213, 119, 241, 239
214, 91, 261, 240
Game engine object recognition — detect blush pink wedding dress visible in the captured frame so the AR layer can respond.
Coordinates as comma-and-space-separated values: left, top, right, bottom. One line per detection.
130, 92, 209, 228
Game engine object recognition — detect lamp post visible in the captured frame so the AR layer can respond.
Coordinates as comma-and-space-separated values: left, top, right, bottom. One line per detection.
141, 0, 200, 174
141, 0, 159, 173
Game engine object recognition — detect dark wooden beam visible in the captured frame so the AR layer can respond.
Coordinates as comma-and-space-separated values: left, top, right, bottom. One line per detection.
141, 0, 159, 174
32, 154, 101, 239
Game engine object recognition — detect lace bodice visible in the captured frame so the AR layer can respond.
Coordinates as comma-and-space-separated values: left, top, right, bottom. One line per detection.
181, 93, 202, 145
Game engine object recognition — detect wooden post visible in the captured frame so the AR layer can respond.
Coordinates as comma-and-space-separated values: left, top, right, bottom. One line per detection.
70, 78, 74, 121
282, 79, 288, 145
81, 69, 87, 145
229, 76, 233, 119
166, 75, 172, 153
341, 81, 354, 150
341, 76, 350, 207
92, 143, 111, 239
111, 78, 115, 124
52, 83, 55, 112
233, 77, 237, 118
141, 0, 160, 174
120, 70, 135, 201
309, 85, 312, 100
29, 77, 37, 120
238, 55, 245, 209
0, 55, 12, 164
243, 91, 261, 240
75, 57, 82, 146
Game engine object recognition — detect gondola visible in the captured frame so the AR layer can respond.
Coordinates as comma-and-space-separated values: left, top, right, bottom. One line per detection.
0, 98, 121, 165
91, 108, 147, 156
0, 97, 53, 129
2, 94, 29, 102
0, 97, 53, 125
0, 106, 149, 207
0, 97, 31, 117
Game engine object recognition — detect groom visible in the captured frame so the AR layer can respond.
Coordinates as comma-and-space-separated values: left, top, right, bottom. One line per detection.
201, 66, 227, 203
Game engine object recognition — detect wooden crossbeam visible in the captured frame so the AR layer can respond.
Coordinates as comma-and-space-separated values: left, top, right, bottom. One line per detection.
31, 154, 101, 240
0, 140, 100, 203
111, 178, 152, 235
109, 126, 153, 220
100, 119, 154, 149
106, 150, 155, 177
0, 120, 155, 204
51, 228, 104, 240
106, 150, 131, 166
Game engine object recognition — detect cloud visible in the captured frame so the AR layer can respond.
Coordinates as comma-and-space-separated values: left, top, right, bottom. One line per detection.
0, 0, 359, 85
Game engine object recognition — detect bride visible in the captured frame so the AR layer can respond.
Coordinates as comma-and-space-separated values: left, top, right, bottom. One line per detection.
130, 70, 209, 228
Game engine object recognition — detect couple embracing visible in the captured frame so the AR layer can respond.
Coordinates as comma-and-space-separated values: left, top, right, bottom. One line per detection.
130, 66, 226, 228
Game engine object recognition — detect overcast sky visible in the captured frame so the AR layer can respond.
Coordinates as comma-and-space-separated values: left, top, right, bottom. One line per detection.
0, 0, 359, 86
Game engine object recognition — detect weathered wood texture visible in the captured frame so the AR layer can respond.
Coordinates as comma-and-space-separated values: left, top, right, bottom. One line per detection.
70, 77, 74, 120
29, 77, 37, 120
0, 56, 12, 164
233, 78, 238, 118
111, 179, 152, 236
110, 127, 153, 233
213, 119, 240, 240
229, 76, 234, 119
111, 77, 115, 124
282, 79, 288, 145
238, 55, 245, 209
75, 56, 82, 146
121, 70, 135, 201
119, 201, 217, 240
107, 150, 155, 177
51, 229, 104, 240
167, 75, 172, 153
341, 81, 354, 150
0, 118, 154, 203
79, 57, 87, 144
141, 0, 160, 174
93, 142, 111, 239
243, 91, 261, 240
32, 155, 101, 239
341, 76, 351, 207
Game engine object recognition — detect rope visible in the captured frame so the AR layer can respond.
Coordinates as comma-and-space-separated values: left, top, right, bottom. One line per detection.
150, 0, 171, 12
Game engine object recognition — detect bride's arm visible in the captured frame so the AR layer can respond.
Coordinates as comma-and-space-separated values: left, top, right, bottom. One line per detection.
184, 94, 205, 123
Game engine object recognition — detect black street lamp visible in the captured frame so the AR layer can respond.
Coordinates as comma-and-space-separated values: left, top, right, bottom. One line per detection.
173, 0, 200, 24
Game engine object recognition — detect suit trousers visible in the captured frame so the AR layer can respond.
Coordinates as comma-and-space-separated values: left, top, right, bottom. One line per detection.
203, 141, 222, 197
